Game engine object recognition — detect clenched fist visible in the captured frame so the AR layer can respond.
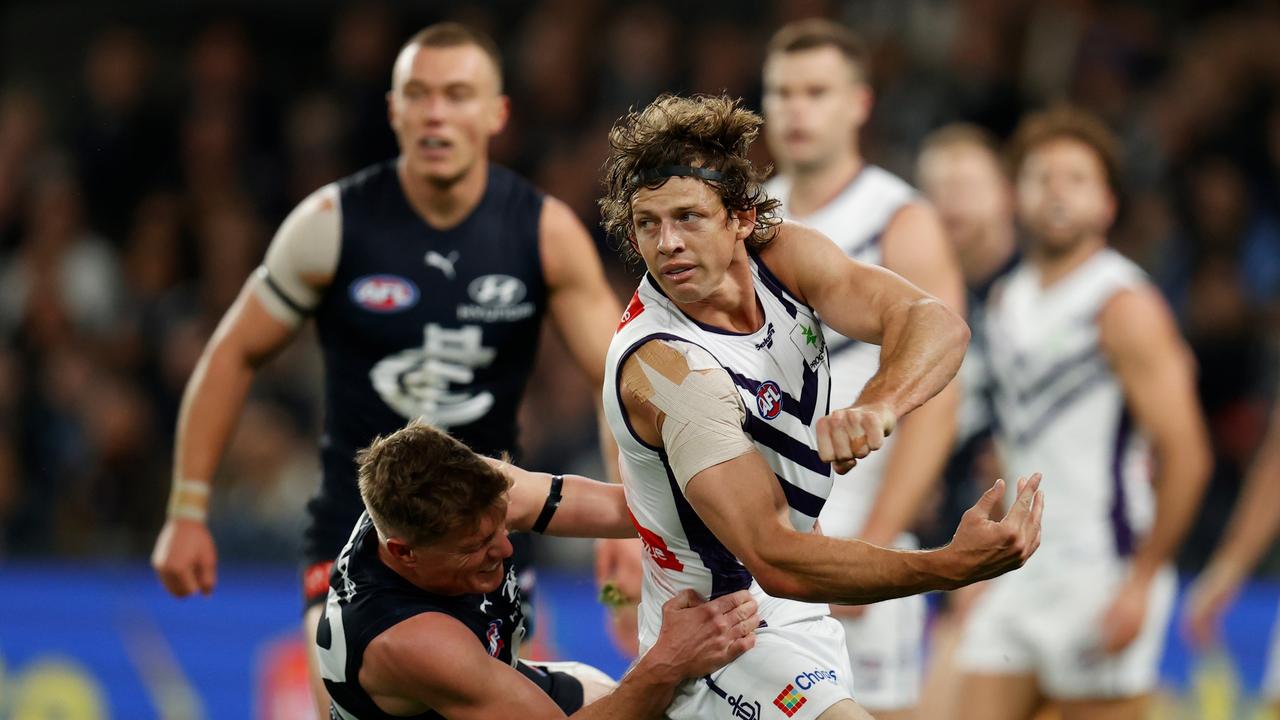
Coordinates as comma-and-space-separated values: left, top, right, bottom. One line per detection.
816, 403, 897, 474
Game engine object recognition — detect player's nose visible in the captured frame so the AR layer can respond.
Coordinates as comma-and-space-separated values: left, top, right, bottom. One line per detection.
494, 530, 514, 560
656, 222, 684, 254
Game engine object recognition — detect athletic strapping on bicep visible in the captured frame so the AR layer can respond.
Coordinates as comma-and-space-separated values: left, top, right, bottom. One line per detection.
618, 340, 756, 489
252, 183, 343, 324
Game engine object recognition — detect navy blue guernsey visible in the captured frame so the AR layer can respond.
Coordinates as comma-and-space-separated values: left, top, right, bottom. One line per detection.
318, 514, 526, 720
305, 161, 546, 561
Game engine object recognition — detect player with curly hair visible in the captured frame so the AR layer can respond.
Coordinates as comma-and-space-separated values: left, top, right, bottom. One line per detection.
597, 93, 1045, 720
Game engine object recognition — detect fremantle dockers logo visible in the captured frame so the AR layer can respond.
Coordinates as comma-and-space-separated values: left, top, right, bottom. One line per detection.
756, 380, 783, 420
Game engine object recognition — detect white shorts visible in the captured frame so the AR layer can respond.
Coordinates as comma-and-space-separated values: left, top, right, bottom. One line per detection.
666, 615, 855, 720
957, 557, 1176, 699
835, 593, 925, 711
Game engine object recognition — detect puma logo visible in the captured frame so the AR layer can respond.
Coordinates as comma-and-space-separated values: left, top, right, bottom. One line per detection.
424, 250, 459, 279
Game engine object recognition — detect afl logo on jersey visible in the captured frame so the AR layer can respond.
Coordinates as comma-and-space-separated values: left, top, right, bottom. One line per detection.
756, 381, 784, 420
350, 275, 419, 313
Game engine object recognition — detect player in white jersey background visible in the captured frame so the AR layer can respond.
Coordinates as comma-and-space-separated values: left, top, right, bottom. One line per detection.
956, 107, 1212, 720
1183, 383, 1280, 714
913, 123, 1021, 720
761, 19, 966, 719
597, 93, 1044, 720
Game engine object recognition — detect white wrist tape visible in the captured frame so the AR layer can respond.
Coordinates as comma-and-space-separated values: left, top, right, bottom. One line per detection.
168, 479, 211, 522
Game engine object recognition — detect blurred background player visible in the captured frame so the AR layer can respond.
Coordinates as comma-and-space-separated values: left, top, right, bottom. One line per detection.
956, 107, 1212, 720
1183, 387, 1280, 715
150, 22, 623, 715
913, 123, 1020, 720
761, 19, 966, 719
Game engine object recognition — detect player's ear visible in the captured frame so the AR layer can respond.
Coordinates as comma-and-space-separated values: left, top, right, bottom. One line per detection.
851, 83, 873, 127
490, 94, 511, 136
1101, 189, 1118, 232
732, 206, 757, 242
386, 536, 415, 563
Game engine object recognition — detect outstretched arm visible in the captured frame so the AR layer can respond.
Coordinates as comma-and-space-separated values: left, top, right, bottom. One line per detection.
685, 450, 1042, 604
618, 338, 1040, 605
500, 461, 636, 539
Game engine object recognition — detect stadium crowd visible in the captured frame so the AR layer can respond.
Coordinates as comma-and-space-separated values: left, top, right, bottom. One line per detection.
0, 0, 1276, 580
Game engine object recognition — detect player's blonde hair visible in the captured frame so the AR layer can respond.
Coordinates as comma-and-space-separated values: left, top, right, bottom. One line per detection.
599, 94, 781, 264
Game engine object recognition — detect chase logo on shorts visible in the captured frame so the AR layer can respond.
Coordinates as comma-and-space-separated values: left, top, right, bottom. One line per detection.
350, 275, 419, 313
756, 381, 783, 420
794, 668, 838, 690
772, 684, 807, 717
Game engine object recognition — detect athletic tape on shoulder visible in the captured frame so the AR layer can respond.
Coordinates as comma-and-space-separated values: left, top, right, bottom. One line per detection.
635, 349, 754, 490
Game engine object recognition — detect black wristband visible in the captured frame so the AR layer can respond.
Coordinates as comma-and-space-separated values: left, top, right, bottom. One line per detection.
531, 474, 564, 534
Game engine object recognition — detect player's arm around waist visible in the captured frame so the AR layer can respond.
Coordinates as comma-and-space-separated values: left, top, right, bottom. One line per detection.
359, 613, 595, 719
363, 597, 756, 720
499, 460, 636, 539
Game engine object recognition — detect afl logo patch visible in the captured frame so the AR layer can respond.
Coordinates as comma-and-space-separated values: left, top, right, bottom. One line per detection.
350, 275, 419, 313
756, 380, 784, 420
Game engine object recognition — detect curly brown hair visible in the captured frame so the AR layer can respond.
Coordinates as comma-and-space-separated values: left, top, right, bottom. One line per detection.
357, 421, 510, 548
1006, 106, 1124, 197
599, 94, 782, 264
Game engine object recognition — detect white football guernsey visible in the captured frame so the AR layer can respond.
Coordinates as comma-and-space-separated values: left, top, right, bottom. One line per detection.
984, 248, 1155, 561
603, 255, 834, 653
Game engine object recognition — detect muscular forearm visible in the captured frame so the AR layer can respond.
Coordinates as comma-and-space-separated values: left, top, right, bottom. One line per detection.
757, 531, 961, 604
168, 340, 257, 511
858, 380, 960, 546
568, 657, 680, 720
859, 298, 969, 419
1131, 442, 1211, 579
